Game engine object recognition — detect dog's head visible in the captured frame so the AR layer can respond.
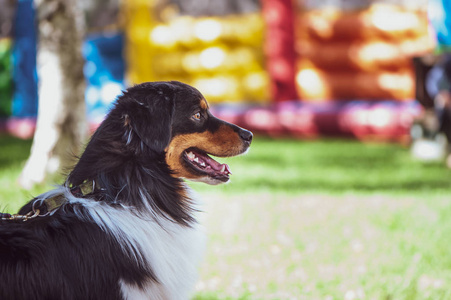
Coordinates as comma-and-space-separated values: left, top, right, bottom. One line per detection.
117, 81, 252, 185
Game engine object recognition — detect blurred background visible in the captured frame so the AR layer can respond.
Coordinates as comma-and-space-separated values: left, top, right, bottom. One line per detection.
0, 0, 440, 140
1, 0, 451, 299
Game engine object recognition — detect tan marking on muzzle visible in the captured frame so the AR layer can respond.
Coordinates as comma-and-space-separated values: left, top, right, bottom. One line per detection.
165, 124, 245, 179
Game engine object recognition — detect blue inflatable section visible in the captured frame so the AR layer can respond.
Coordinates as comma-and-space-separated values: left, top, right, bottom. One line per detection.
12, 0, 38, 117
429, 0, 451, 47
11, 0, 125, 121
83, 33, 125, 122
10, 0, 125, 120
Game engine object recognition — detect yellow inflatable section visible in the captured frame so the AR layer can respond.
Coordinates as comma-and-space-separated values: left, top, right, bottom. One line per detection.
123, 0, 270, 103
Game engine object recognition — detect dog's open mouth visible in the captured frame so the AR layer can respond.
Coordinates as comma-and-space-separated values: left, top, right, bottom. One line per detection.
183, 148, 232, 181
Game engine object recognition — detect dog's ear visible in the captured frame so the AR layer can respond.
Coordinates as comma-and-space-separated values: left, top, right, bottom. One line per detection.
123, 87, 175, 153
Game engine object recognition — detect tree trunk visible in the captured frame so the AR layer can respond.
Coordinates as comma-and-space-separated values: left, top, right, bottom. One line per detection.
19, 0, 87, 188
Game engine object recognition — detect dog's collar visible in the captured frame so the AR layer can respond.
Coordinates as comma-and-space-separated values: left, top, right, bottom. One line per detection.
69, 180, 99, 199
43, 180, 100, 212
1, 180, 99, 222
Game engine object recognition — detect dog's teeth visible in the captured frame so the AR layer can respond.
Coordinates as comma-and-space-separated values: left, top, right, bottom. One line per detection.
194, 157, 199, 163
226, 165, 232, 175
187, 152, 195, 160
200, 161, 206, 167
220, 165, 225, 173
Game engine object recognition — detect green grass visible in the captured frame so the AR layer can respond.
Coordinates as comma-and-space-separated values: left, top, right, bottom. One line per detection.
195, 194, 451, 299
0, 135, 53, 212
1, 134, 451, 299
191, 137, 451, 196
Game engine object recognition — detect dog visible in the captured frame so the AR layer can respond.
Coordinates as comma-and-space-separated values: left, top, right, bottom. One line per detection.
0, 81, 252, 300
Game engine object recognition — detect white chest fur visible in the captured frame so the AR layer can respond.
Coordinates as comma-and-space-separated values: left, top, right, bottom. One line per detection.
46, 187, 207, 300
118, 213, 206, 300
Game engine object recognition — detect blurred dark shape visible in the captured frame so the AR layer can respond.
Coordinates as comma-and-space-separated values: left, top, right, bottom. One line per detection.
430, 57, 451, 144
168, 0, 260, 17
0, 0, 16, 38
411, 55, 451, 163
413, 56, 436, 109
440, 59, 451, 143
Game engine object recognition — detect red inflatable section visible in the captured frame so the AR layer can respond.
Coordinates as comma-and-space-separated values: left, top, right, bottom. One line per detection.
211, 100, 422, 143
261, 0, 297, 102
294, 5, 433, 101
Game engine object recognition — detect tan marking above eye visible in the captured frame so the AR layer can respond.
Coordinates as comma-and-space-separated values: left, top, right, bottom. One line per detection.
200, 99, 209, 110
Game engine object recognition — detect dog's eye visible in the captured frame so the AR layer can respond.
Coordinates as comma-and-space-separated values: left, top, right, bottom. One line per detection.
192, 112, 201, 121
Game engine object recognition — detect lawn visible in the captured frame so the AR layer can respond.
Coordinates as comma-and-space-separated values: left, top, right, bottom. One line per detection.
1, 134, 451, 299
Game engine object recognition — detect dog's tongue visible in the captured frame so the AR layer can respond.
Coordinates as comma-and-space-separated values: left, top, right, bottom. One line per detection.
205, 155, 231, 173
199, 153, 232, 174
186, 150, 232, 175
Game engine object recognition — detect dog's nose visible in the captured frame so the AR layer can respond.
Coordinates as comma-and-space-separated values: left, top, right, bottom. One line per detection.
239, 129, 253, 144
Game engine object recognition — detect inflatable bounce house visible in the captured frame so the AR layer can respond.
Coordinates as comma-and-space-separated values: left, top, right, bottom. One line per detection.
0, 0, 438, 142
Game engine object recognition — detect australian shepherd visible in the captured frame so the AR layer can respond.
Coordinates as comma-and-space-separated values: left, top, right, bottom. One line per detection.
0, 81, 252, 299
